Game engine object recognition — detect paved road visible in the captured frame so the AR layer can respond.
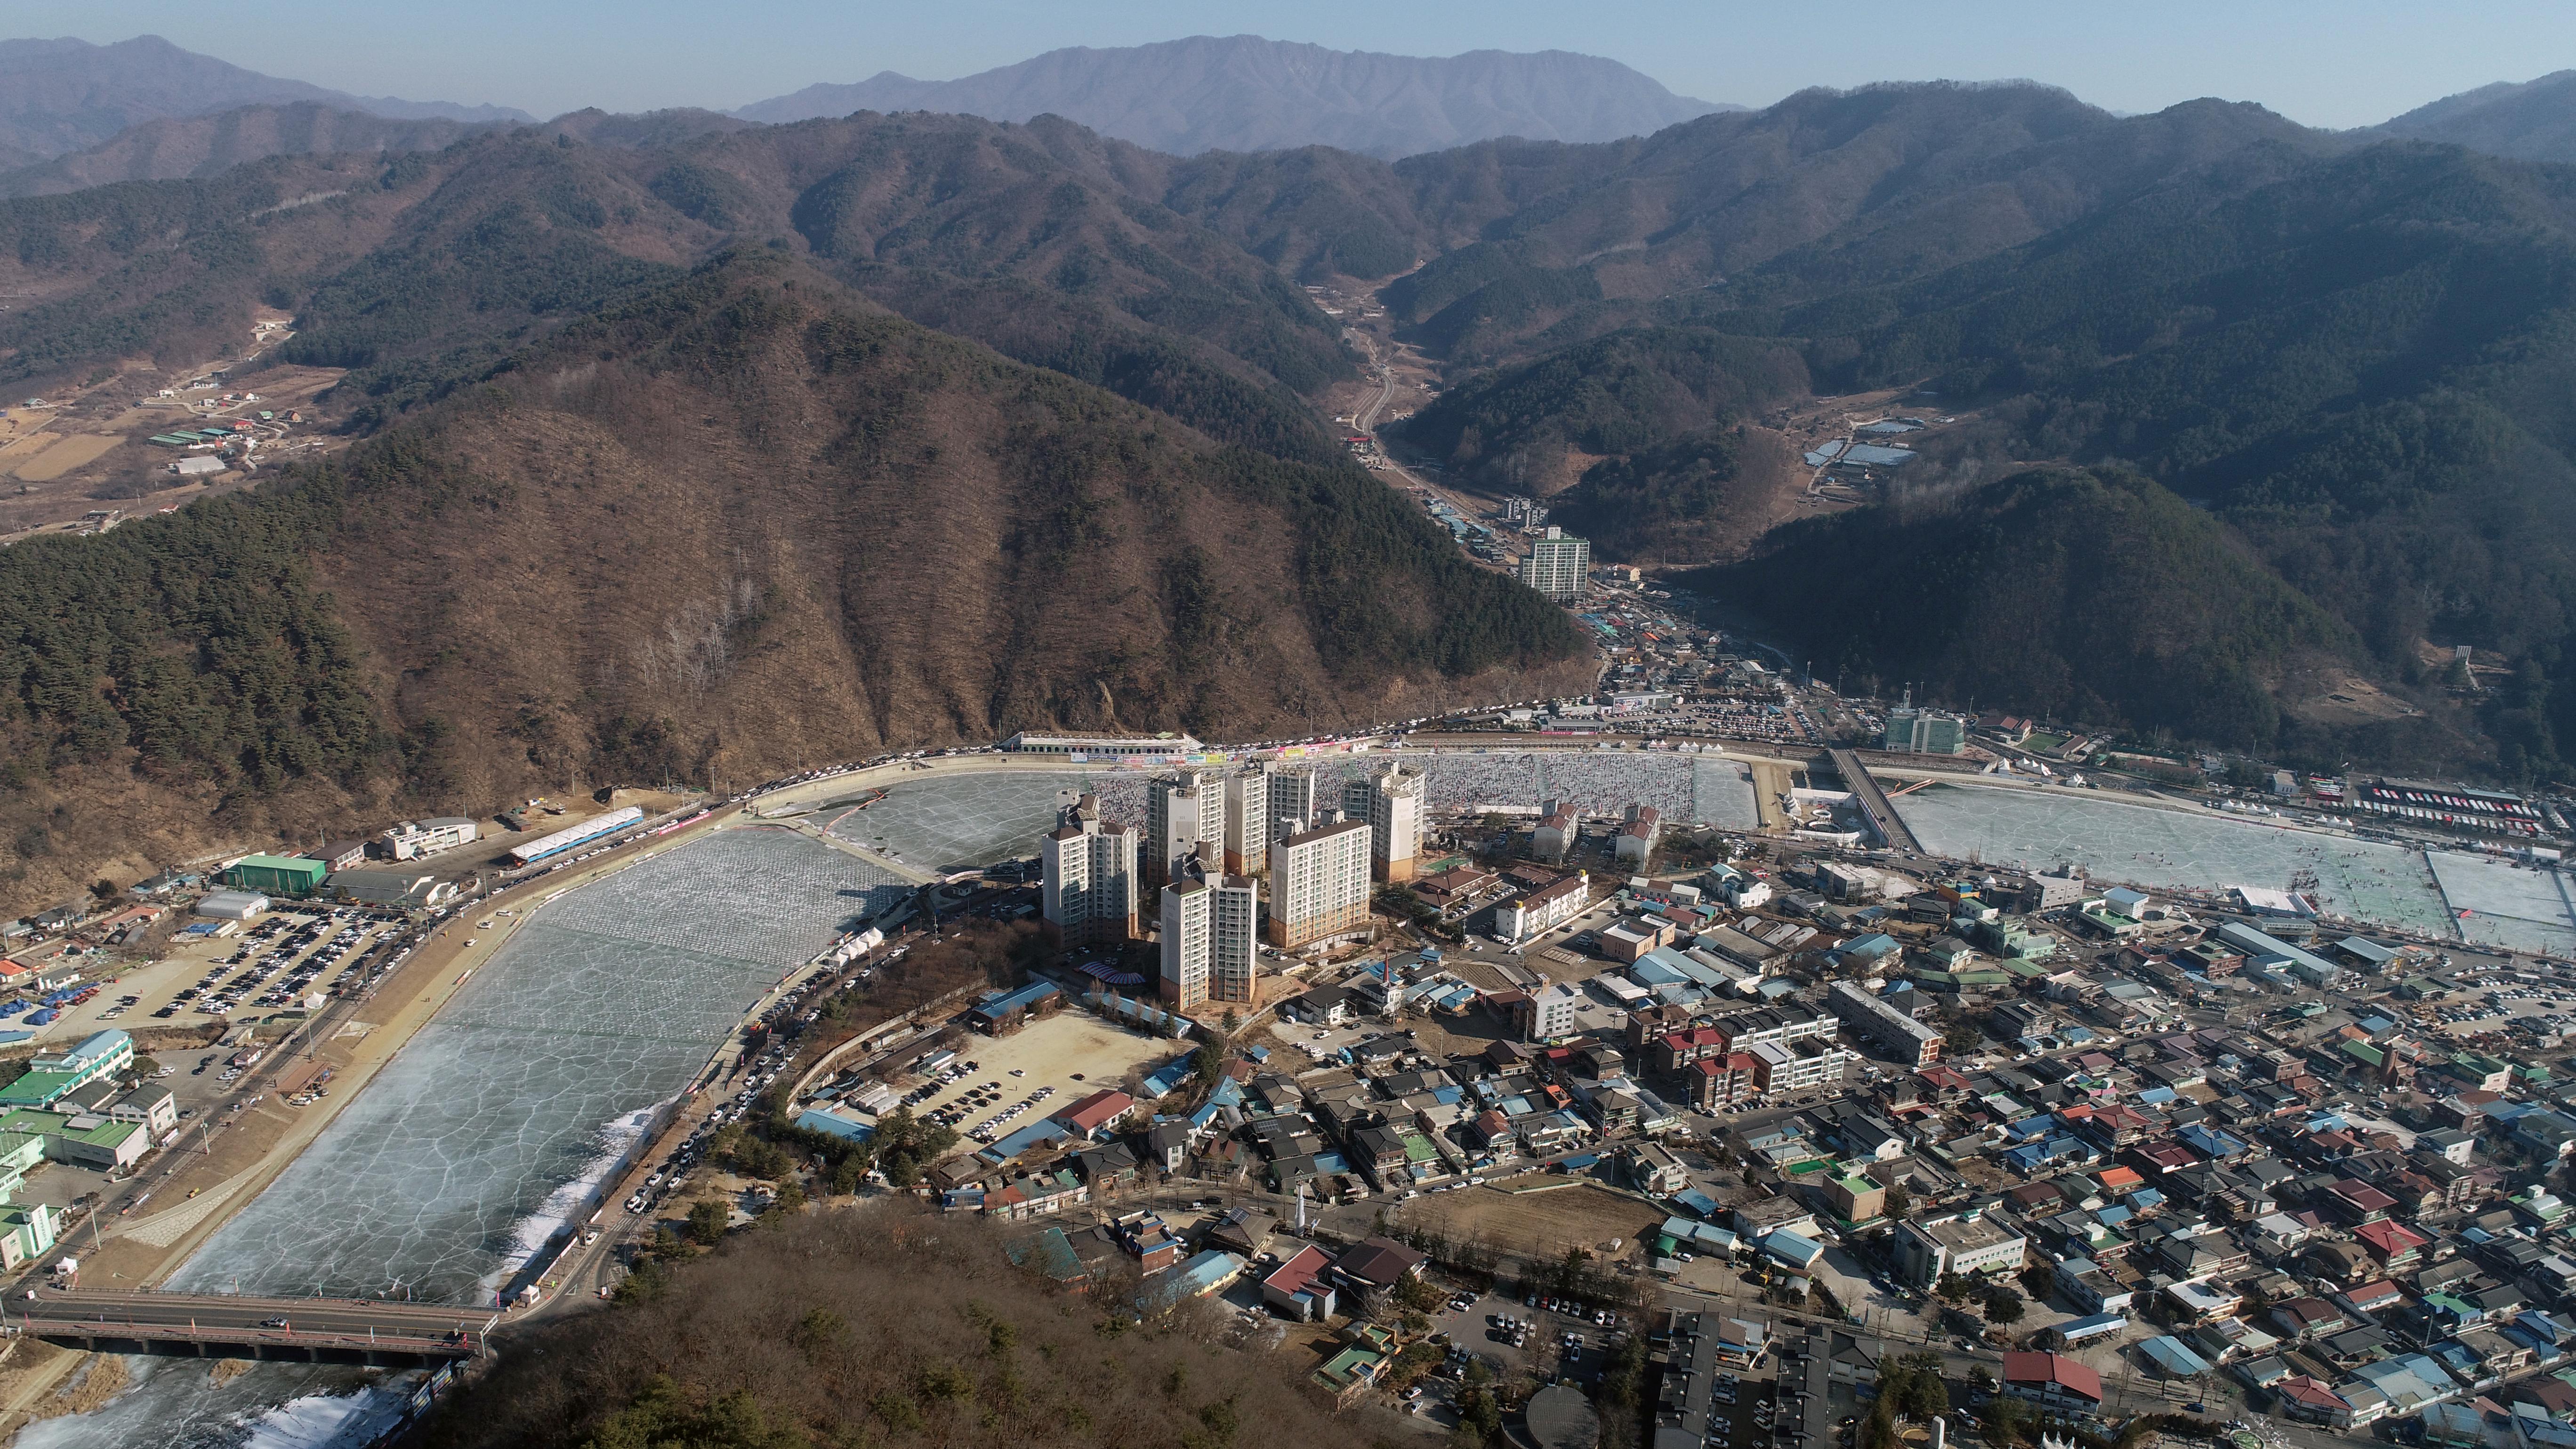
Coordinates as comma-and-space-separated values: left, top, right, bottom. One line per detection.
16, 1287, 494, 1343
1829, 748, 1922, 853
1349, 332, 1398, 433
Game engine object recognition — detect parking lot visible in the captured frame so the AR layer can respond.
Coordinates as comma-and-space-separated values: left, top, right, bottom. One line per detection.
1425, 1286, 1640, 1390
0, 903, 413, 1058
147, 908, 401, 1032
828, 1009, 1183, 1154
2420, 976, 2576, 1037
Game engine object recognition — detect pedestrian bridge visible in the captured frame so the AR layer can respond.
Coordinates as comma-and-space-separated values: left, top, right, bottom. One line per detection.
10, 1288, 497, 1365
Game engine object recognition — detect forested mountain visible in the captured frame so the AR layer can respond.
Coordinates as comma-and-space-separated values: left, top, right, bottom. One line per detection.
1378, 85, 2336, 362
0, 255, 1589, 912
1313, 82, 2576, 777
734, 35, 1727, 160
0, 35, 526, 158
0, 113, 1368, 457
0, 103, 762, 200
1398, 327, 1808, 491
16, 63, 2576, 908
1434, 107, 2576, 775
1677, 469, 2382, 755
1714, 140, 2576, 766
0, 102, 491, 197
2371, 70, 2576, 165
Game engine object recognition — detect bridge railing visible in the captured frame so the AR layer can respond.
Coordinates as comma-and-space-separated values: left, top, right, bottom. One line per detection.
11, 1317, 479, 1356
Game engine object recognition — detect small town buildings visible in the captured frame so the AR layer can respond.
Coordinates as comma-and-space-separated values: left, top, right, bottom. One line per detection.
1999, 1352, 2104, 1414
1894, 1209, 2026, 1288
380, 817, 479, 861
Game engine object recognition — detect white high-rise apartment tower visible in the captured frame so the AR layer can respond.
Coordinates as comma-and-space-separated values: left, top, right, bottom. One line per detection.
1267, 813, 1372, 949
1518, 526, 1590, 599
1144, 769, 1225, 891
1352, 761, 1425, 883
1160, 862, 1259, 1008
1269, 768, 1321, 838
1222, 766, 1273, 876
1040, 793, 1139, 948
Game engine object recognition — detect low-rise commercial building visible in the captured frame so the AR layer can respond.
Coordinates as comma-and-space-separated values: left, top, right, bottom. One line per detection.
219, 854, 326, 897
1497, 873, 1587, 942
1001, 733, 1204, 757
2000, 1352, 2103, 1415
1514, 982, 1586, 1042
0, 1031, 133, 1110
1829, 980, 1943, 1066
193, 890, 270, 920
1615, 805, 1661, 866
1894, 1209, 2027, 1288
381, 817, 479, 861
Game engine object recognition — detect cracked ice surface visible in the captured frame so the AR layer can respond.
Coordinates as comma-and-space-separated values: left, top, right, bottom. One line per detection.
171, 829, 893, 1305
1892, 782, 2460, 938
830, 771, 1113, 869
2425, 851, 2576, 955
829, 754, 1762, 872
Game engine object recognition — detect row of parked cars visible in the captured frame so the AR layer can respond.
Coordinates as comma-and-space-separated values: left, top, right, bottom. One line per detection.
966, 1084, 1056, 1143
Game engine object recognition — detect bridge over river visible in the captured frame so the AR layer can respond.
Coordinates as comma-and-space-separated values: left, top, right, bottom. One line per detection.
1828, 749, 1922, 852
9, 1288, 496, 1366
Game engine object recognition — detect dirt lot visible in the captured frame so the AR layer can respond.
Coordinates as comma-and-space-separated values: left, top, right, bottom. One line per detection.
1399, 1180, 1662, 1261
6, 432, 122, 482
900, 1009, 1183, 1159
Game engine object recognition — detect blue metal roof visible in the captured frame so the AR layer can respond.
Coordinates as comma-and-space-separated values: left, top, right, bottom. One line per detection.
976, 1119, 1071, 1166
974, 980, 1061, 1016
1138, 1249, 1244, 1309
794, 1109, 876, 1143
1141, 1055, 1194, 1098
1761, 1229, 1824, 1268
2057, 1313, 2127, 1342
2139, 1335, 2213, 1377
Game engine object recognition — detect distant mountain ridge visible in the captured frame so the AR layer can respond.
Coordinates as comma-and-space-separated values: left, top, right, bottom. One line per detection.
0, 34, 529, 158
0, 102, 761, 199
734, 34, 1731, 159
0, 102, 491, 197
2367, 69, 2576, 164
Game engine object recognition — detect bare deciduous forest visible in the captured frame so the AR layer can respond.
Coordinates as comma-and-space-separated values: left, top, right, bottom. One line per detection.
415, 1203, 1405, 1449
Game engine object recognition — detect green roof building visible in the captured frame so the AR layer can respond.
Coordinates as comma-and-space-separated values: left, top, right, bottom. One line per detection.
220, 854, 327, 896
1313, 1347, 1385, 1398
0, 1108, 145, 1168
0, 1030, 132, 1108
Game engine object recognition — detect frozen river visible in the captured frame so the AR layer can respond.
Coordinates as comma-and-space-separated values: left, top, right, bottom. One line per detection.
24, 828, 899, 1449
2426, 851, 2576, 957
1892, 781, 2576, 951
829, 752, 1763, 870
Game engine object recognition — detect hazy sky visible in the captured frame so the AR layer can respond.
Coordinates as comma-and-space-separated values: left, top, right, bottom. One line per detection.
23, 1, 2576, 128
